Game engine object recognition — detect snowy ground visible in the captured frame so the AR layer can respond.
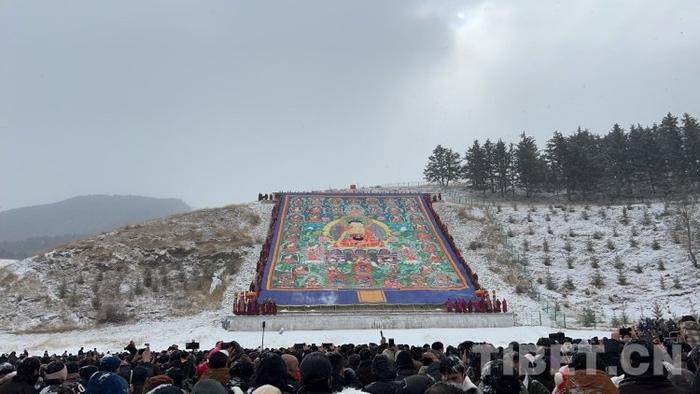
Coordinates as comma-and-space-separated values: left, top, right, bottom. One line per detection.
0, 311, 609, 355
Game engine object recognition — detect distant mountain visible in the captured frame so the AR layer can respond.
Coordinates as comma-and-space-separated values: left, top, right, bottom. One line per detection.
0, 195, 191, 258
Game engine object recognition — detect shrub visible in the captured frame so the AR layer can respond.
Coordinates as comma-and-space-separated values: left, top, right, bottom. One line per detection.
631, 226, 639, 236
673, 276, 681, 289
543, 256, 552, 266
591, 270, 604, 288
651, 239, 661, 250
634, 263, 643, 274
527, 212, 533, 222
496, 205, 502, 213
586, 240, 594, 253
620, 208, 629, 225
469, 241, 482, 251
58, 277, 67, 299
612, 227, 619, 237
522, 239, 530, 252
567, 257, 575, 269
613, 256, 624, 270
513, 203, 519, 211
144, 268, 153, 288
591, 257, 600, 269
606, 239, 616, 250
564, 214, 569, 222
528, 225, 535, 235
77, 272, 85, 285
547, 226, 553, 235
569, 228, 576, 237
652, 301, 663, 320
92, 293, 101, 310
592, 231, 603, 240
545, 271, 556, 290
545, 213, 551, 222
578, 307, 597, 327
642, 209, 652, 226
599, 208, 607, 219
630, 238, 639, 248
564, 241, 573, 253
543, 239, 549, 252
660, 275, 666, 290
507, 228, 515, 238
508, 215, 516, 224
610, 314, 621, 328
658, 259, 666, 271
617, 267, 628, 285
621, 310, 630, 325
581, 210, 589, 220
563, 276, 576, 291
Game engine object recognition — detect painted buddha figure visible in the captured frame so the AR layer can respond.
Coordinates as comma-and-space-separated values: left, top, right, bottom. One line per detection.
335, 219, 383, 248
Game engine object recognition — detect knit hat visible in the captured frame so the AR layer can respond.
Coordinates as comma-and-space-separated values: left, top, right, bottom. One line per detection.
192, 379, 229, 394
79, 365, 98, 382
44, 361, 68, 382
99, 355, 121, 372
86, 371, 130, 394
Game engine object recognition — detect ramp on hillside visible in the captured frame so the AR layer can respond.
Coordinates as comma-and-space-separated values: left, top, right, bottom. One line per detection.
256, 193, 479, 306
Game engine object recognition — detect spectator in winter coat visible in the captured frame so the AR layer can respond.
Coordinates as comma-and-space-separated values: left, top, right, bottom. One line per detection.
439, 356, 480, 394
281, 354, 301, 392
364, 355, 400, 394
298, 352, 333, 394
39, 360, 84, 394
356, 349, 374, 387
85, 355, 129, 394
617, 341, 676, 394
478, 359, 525, 394
554, 352, 617, 394
200, 352, 231, 387
254, 352, 295, 394
0, 357, 41, 394
394, 351, 416, 381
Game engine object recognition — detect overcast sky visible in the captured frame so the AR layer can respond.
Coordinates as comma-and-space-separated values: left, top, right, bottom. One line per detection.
2, 1, 699, 210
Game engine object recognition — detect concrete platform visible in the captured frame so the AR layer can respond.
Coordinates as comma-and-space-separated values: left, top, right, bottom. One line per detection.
222, 312, 515, 331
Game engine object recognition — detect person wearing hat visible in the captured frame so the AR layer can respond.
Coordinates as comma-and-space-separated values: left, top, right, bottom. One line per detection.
39, 360, 80, 394
0, 357, 41, 394
200, 351, 231, 386
85, 355, 129, 394
298, 352, 333, 394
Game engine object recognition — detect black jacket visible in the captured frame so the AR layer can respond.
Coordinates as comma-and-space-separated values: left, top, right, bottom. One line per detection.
363, 380, 401, 394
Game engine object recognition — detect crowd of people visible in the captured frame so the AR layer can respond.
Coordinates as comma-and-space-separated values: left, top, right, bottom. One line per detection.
257, 194, 278, 202
445, 298, 507, 314
233, 294, 278, 316
1, 315, 699, 394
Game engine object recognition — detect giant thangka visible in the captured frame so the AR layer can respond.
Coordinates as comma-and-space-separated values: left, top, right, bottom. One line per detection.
257, 193, 478, 305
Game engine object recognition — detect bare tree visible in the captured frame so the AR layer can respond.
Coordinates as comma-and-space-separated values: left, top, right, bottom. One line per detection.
676, 196, 699, 268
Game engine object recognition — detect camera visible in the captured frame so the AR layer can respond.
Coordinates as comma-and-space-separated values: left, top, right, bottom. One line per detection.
185, 341, 200, 350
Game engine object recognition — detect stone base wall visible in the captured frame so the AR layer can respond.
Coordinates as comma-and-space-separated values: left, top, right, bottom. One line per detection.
222, 312, 514, 331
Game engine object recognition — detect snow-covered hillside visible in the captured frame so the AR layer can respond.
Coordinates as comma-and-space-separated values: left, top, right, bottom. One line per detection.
2, 193, 698, 339
0, 203, 273, 332
492, 202, 700, 326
